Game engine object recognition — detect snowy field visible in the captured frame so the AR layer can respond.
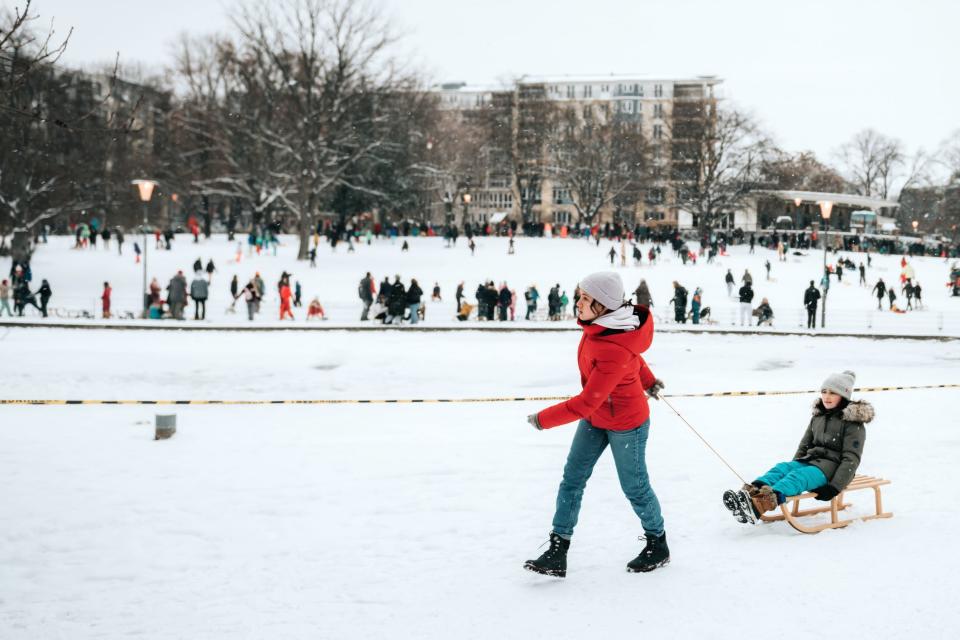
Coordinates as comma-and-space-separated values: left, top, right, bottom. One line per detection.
2, 328, 959, 639
3, 233, 959, 335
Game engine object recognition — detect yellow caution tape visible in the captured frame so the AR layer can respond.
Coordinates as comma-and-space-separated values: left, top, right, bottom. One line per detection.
1, 384, 956, 405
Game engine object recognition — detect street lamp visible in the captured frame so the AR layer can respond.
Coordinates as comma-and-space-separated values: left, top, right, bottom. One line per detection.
818, 200, 833, 328
132, 179, 158, 316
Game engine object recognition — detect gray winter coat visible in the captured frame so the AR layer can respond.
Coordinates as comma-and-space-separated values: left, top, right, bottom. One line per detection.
190, 278, 208, 300
634, 283, 652, 307
793, 400, 874, 491
167, 275, 188, 303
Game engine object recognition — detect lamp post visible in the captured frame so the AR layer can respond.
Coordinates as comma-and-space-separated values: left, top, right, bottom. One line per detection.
132, 179, 157, 316
819, 200, 833, 328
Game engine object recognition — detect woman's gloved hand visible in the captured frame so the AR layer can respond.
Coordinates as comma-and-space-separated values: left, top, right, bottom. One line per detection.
647, 379, 665, 400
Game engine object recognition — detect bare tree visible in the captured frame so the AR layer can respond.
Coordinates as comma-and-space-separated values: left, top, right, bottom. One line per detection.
670, 100, 771, 234
834, 129, 905, 199
548, 104, 649, 224
168, 34, 294, 226
937, 130, 960, 183
762, 150, 847, 193
483, 81, 557, 224
0, 0, 71, 100
419, 107, 491, 224
227, 0, 416, 259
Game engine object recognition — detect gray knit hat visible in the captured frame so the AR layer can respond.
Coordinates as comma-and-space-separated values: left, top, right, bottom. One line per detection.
821, 370, 856, 400
579, 272, 625, 311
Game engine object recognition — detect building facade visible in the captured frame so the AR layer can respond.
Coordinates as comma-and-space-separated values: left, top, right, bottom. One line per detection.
433, 74, 721, 228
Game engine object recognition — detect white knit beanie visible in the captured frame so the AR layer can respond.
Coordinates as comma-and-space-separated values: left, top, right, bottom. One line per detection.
579, 272, 625, 311
821, 370, 856, 400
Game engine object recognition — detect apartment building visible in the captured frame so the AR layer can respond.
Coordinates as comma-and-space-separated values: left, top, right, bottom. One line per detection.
433, 74, 721, 228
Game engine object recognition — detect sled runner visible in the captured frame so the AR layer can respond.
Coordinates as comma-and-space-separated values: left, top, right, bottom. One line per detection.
759, 474, 892, 534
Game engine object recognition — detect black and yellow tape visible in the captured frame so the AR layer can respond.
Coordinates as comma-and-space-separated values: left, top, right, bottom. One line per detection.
0, 383, 956, 406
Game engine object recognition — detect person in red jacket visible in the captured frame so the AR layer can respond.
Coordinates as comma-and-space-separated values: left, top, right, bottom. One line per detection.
279, 282, 294, 320
101, 282, 112, 319
523, 271, 667, 578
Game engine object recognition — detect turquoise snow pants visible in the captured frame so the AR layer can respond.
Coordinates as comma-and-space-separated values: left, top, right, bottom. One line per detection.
755, 461, 827, 499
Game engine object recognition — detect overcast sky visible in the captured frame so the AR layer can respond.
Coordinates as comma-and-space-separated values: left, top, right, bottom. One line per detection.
13, 0, 960, 163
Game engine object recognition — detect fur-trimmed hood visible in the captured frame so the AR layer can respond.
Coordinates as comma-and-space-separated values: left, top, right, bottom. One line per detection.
811, 399, 875, 424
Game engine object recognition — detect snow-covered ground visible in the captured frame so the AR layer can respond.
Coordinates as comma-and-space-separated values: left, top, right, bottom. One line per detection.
2, 328, 959, 638
4, 233, 960, 335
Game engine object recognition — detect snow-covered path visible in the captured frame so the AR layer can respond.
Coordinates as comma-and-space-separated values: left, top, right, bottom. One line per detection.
1, 329, 958, 638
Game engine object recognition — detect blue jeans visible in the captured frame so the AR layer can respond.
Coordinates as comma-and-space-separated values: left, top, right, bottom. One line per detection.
407, 303, 420, 324
552, 419, 665, 538
755, 461, 827, 498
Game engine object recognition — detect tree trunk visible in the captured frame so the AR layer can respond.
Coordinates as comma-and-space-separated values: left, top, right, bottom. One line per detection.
297, 215, 312, 260
12, 230, 32, 263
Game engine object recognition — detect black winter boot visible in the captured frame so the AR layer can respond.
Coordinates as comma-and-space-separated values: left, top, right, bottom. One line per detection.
524, 533, 570, 578
626, 533, 670, 573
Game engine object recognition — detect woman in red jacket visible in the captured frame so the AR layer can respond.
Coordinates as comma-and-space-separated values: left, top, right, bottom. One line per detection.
524, 271, 667, 578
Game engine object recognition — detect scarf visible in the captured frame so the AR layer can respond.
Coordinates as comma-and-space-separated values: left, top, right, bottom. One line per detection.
592, 304, 640, 331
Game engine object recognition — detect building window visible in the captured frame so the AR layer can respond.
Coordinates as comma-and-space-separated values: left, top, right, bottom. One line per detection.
623, 101, 633, 113
654, 84, 663, 97
601, 84, 609, 93
555, 211, 571, 225
566, 85, 575, 98
653, 103, 663, 118
583, 85, 592, 98
653, 124, 663, 139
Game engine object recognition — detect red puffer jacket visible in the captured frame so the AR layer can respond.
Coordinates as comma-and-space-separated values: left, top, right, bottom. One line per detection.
537, 306, 656, 430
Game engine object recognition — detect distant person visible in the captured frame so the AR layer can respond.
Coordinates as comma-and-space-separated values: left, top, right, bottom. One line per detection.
872, 279, 886, 310
803, 280, 821, 329
0, 279, 12, 316
634, 280, 652, 308
101, 282, 112, 319
190, 273, 208, 320
359, 272, 374, 320
738, 281, 754, 326
670, 281, 688, 324
37, 279, 52, 318
166, 271, 188, 320
725, 269, 735, 297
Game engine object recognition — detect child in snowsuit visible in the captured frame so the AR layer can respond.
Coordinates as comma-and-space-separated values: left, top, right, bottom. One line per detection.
723, 370, 874, 524
307, 297, 326, 320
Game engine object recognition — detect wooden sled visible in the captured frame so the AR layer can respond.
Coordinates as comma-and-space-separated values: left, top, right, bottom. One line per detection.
759, 474, 892, 534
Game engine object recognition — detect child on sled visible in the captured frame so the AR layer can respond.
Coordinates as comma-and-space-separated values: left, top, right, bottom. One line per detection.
724, 370, 874, 524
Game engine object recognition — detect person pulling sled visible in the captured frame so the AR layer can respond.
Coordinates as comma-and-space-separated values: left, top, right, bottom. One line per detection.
523, 271, 669, 578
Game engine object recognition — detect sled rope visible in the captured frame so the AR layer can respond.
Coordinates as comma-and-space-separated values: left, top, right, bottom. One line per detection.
659, 396, 748, 485
0, 383, 956, 405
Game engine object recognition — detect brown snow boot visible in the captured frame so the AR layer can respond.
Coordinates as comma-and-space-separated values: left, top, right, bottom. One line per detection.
752, 485, 779, 514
